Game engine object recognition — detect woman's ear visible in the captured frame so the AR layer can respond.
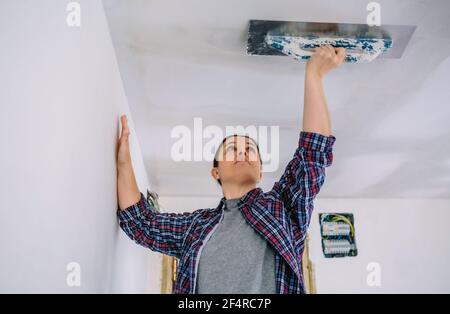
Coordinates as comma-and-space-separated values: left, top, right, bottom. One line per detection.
210, 167, 220, 180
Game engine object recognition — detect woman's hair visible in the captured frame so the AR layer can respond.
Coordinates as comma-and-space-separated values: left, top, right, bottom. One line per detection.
213, 134, 262, 185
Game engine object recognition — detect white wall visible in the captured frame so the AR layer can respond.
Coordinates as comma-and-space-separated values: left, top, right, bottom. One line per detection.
309, 198, 450, 294
159, 195, 450, 293
0, 0, 161, 293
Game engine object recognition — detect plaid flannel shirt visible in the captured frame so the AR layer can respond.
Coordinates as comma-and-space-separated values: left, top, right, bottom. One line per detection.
117, 131, 336, 294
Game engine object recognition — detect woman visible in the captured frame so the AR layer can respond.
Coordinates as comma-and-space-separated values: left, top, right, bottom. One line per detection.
116, 45, 345, 294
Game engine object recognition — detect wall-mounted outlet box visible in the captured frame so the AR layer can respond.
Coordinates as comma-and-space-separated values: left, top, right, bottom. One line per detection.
319, 213, 357, 258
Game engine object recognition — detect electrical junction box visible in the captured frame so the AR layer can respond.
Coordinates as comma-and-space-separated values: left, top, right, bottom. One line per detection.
319, 213, 358, 258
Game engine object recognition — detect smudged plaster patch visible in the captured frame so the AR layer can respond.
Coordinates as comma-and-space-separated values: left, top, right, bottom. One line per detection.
319, 153, 410, 197
372, 56, 450, 141
103, 0, 450, 198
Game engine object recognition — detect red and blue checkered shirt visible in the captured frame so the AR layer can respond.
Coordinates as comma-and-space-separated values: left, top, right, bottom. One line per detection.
117, 131, 336, 294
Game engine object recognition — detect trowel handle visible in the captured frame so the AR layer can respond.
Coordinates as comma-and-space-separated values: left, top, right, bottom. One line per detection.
265, 35, 392, 63
289, 47, 380, 63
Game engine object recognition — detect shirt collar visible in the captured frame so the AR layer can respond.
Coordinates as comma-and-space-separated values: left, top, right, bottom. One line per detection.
216, 187, 263, 210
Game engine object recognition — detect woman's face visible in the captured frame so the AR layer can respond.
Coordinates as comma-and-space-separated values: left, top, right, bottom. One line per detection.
212, 135, 262, 186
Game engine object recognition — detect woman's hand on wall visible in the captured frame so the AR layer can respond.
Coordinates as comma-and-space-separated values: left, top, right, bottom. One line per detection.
117, 114, 141, 210
117, 114, 132, 167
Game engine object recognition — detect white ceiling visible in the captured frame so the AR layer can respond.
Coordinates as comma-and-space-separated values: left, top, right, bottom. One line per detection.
103, 0, 450, 198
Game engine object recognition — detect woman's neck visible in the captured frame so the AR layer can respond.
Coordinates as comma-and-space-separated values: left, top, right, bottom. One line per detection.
221, 183, 257, 200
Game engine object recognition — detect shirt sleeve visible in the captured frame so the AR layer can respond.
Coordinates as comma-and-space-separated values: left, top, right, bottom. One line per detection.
117, 192, 197, 259
269, 131, 336, 235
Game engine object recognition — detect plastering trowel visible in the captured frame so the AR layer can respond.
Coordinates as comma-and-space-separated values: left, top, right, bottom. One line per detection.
247, 20, 416, 63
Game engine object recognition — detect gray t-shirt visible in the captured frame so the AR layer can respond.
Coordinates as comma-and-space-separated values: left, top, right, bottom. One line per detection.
196, 198, 277, 294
